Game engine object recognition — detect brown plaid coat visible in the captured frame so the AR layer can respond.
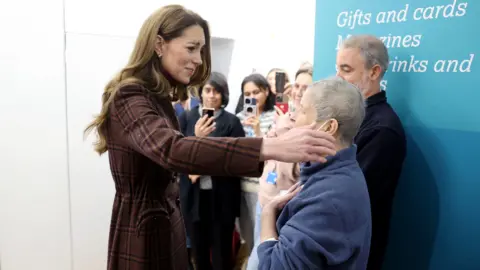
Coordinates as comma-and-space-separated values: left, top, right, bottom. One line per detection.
105, 84, 263, 270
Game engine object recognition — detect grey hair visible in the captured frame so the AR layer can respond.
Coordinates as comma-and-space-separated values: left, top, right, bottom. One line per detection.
309, 76, 366, 145
341, 35, 389, 78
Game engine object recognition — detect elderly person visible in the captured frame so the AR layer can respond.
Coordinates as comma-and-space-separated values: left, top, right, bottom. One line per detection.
258, 77, 371, 270
245, 67, 313, 270
336, 35, 406, 270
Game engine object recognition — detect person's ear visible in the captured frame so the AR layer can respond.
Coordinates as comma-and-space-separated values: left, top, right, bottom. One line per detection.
155, 35, 166, 57
370, 64, 382, 81
318, 119, 338, 136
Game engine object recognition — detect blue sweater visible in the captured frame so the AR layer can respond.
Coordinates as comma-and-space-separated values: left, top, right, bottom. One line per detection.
257, 146, 371, 270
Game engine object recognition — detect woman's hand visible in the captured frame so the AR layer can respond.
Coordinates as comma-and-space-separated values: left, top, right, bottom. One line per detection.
194, 115, 216, 137
243, 115, 261, 136
267, 109, 294, 138
263, 182, 302, 215
260, 123, 337, 163
260, 182, 302, 242
188, 175, 200, 184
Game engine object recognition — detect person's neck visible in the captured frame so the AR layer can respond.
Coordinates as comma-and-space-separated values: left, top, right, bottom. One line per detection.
334, 141, 350, 153
362, 83, 381, 99
257, 106, 265, 115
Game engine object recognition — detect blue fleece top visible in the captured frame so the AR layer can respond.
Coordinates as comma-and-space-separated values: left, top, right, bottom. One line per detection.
257, 145, 372, 270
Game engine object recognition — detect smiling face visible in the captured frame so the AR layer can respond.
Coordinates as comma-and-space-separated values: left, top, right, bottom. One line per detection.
292, 72, 313, 106
157, 25, 206, 84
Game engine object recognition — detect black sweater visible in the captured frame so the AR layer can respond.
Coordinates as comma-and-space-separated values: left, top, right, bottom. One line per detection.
354, 91, 406, 269
178, 106, 245, 222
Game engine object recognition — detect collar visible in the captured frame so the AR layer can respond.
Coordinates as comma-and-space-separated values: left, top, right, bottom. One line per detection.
366, 90, 387, 108
299, 145, 357, 184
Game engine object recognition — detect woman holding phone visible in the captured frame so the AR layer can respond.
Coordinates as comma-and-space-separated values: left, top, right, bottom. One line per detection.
235, 74, 276, 263
85, 5, 336, 270
178, 72, 244, 270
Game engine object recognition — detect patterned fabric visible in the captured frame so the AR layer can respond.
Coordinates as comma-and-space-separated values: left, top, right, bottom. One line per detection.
236, 110, 275, 138
105, 84, 264, 270
236, 110, 276, 192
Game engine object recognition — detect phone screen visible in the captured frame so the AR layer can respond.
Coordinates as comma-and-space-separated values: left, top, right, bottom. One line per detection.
202, 108, 214, 118
275, 72, 288, 113
275, 72, 286, 94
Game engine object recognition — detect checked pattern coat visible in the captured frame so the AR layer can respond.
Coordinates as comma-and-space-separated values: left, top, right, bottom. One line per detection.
105, 84, 263, 270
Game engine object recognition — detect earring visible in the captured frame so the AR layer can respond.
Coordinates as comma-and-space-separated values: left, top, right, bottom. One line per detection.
157, 54, 162, 58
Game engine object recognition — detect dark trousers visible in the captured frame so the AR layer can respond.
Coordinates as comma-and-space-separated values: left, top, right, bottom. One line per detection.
189, 190, 235, 270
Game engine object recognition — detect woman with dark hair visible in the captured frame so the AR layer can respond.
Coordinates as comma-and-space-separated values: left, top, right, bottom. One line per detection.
84, 5, 336, 270
179, 72, 243, 270
235, 69, 291, 114
235, 74, 277, 260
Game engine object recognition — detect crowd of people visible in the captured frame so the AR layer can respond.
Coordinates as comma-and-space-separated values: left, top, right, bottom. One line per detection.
85, 4, 406, 270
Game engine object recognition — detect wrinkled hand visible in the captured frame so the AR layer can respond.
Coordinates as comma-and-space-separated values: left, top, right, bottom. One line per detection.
195, 115, 216, 137
260, 123, 337, 163
188, 175, 200, 184
263, 183, 302, 215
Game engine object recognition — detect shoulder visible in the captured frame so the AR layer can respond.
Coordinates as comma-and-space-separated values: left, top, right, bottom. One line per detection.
223, 110, 241, 122
300, 165, 368, 210
356, 126, 406, 150
236, 111, 246, 120
365, 103, 405, 137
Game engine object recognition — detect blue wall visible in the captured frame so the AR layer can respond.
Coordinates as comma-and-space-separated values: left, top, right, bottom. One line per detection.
314, 1, 480, 269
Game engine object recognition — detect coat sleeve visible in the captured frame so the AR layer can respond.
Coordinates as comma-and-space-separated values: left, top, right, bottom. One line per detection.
257, 192, 352, 269
111, 84, 263, 177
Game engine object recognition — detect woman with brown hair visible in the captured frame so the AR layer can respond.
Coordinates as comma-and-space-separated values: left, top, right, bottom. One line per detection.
84, 5, 336, 270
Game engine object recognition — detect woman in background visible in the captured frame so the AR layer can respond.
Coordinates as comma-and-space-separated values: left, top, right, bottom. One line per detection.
235, 74, 276, 265
234, 68, 291, 115
179, 72, 244, 270
84, 4, 337, 269
266, 68, 290, 95
246, 66, 314, 270
174, 86, 200, 117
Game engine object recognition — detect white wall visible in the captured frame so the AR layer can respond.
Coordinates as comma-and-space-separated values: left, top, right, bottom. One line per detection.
0, 0, 315, 269
0, 1, 72, 270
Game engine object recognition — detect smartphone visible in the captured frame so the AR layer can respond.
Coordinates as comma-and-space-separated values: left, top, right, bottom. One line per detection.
244, 97, 257, 117
202, 108, 215, 118
275, 72, 289, 113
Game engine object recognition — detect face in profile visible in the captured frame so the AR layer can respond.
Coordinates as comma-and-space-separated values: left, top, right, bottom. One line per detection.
292, 73, 313, 106
201, 83, 222, 109
294, 88, 317, 128
336, 47, 371, 93
243, 82, 269, 111
158, 25, 205, 84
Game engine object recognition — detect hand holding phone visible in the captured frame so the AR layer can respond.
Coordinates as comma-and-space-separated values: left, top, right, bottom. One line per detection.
195, 109, 216, 137
244, 97, 257, 118
202, 108, 215, 118
275, 72, 289, 114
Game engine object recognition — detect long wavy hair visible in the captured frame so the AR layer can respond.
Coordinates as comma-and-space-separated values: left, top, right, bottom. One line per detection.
84, 5, 212, 155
